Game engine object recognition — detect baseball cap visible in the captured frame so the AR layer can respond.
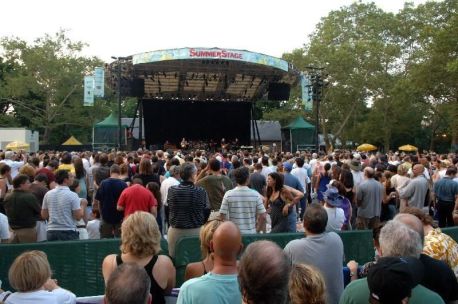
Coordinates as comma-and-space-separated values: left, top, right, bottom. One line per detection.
283, 161, 293, 172
367, 256, 424, 303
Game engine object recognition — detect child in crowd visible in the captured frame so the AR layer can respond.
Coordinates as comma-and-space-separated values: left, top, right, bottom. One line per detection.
86, 208, 101, 240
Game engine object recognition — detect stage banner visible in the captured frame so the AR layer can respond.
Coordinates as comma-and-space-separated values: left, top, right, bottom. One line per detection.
84, 76, 94, 106
94, 67, 105, 97
301, 74, 312, 112
133, 47, 289, 72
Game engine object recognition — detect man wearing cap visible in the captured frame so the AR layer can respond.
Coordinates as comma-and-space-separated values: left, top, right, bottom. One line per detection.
355, 167, 384, 230
350, 156, 364, 188
291, 157, 309, 220
340, 220, 444, 304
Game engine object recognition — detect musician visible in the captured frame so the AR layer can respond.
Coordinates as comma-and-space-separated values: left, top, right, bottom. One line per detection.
180, 138, 189, 150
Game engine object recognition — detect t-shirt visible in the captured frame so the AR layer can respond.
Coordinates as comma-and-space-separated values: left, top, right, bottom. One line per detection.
57, 163, 75, 174
324, 206, 345, 232
42, 186, 81, 231
177, 273, 241, 304
4, 190, 41, 229
434, 177, 458, 202
196, 175, 233, 210
86, 219, 100, 239
219, 186, 266, 234
399, 175, 429, 209
249, 172, 266, 195
29, 183, 49, 207
95, 178, 127, 224
118, 184, 157, 218
339, 277, 444, 304
356, 178, 383, 219
4, 288, 76, 304
291, 167, 309, 191
284, 233, 344, 304
168, 181, 210, 229
160, 176, 180, 206
0, 213, 10, 241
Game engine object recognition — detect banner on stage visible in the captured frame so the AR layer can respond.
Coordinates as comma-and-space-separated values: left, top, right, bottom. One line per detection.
84, 76, 94, 106
301, 74, 312, 112
94, 67, 105, 97
133, 47, 289, 72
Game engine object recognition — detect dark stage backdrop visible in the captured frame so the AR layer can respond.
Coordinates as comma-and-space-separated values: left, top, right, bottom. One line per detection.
142, 100, 251, 147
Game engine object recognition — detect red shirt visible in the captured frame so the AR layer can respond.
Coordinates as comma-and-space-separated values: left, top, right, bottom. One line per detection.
35, 167, 56, 184
117, 184, 157, 218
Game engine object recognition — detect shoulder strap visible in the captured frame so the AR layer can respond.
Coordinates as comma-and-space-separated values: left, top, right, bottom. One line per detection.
115, 254, 123, 266
144, 255, 159, 274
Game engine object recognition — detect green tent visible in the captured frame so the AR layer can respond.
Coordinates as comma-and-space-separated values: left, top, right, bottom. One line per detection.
281, 116, 315, 152
93, 113, 128, 149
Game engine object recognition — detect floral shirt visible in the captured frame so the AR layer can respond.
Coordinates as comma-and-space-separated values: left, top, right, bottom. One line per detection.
424, 228, 458, 279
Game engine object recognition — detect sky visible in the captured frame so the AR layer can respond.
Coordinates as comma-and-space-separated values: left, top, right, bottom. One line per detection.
1, 0, 430, 63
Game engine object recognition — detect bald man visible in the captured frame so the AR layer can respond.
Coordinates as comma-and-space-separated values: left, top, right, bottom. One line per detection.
177, 221, 242, 304
395, 214, 458, 303
355, 167, 384, 230
399, 164, 429, 210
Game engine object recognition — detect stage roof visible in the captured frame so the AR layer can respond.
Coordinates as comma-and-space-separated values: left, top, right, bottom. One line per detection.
106, 47, 300, 102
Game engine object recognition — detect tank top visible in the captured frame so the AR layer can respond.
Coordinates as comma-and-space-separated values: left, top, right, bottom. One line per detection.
116, 254, 165, 304
269, 197, 289, 233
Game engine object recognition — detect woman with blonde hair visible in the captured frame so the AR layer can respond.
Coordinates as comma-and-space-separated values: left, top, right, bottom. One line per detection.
184, 219, 223, 281
1, 250, 76, 303
289, 263, 326, 304
102, 211, 175, 304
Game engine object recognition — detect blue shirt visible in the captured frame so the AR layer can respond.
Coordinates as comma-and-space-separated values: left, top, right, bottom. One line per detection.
177, 272, 241, 304
434, 177, 458, 203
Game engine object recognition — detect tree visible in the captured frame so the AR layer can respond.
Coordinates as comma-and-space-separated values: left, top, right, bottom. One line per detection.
0, 30, 109, 144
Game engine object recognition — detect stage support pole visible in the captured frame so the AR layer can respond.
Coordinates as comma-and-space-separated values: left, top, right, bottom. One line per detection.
139, 100, 143, 149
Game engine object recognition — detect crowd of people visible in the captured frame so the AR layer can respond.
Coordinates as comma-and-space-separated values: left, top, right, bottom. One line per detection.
0, 147, 457, 303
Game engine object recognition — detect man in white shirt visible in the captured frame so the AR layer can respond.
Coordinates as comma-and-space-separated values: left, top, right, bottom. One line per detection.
160, 165, 181, 234
0, 151, 25, 180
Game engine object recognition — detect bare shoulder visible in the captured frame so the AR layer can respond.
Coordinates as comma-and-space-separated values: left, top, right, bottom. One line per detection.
156, 254, 174, 267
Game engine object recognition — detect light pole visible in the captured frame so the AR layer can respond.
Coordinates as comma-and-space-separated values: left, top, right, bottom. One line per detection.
111, 56, 129, 150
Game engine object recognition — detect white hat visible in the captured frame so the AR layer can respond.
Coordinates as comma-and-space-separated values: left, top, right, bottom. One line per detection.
353, 153, 361, 160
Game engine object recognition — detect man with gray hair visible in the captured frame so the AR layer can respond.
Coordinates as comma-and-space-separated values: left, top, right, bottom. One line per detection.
167, 163, 210, 258
395, 213, 458, 302
105, 263, 151, 304
355, 167, 384, 230
340, 219, 444, 303
399, 164, 429, 210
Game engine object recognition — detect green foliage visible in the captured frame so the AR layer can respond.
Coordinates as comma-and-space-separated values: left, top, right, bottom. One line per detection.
277, 0, 457, 152
0, 30, 111, 144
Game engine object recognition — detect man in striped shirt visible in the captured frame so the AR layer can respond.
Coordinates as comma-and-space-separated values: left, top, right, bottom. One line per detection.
219, 167, 266, 234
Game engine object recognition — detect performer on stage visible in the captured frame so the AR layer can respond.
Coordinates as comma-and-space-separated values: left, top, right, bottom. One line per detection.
180, 137, 189, 150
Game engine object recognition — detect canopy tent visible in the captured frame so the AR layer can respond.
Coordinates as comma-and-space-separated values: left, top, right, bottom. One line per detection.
62, 136, 82, 146
93, 113, 128, 149
357, 143, 377, 152
5, 141, 30, 151
281, 116, 315, 152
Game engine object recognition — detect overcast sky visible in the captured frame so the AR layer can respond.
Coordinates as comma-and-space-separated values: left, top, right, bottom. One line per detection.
1, 0, 430, 62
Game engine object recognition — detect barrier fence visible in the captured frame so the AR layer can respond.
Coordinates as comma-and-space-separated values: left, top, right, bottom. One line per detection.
1, 228, 457, 297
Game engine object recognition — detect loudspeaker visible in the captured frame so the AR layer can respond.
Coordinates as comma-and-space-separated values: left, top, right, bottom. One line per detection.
268, 83, 290, 101
131, 79, 145, 98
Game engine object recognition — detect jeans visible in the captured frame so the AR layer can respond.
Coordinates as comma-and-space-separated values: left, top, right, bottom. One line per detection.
47, 230, 79, 241
437, 200, 455, 228
287, 207, 297, 232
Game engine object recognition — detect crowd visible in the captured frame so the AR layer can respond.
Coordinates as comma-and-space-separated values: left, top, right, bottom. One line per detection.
0, 147, 457, 303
